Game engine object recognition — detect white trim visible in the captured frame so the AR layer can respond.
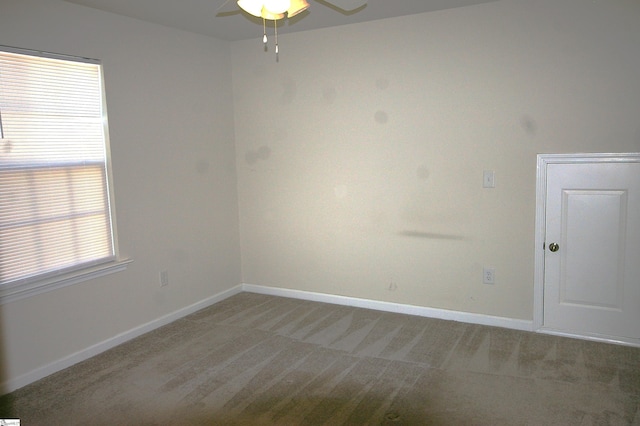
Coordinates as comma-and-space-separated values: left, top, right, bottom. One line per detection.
533, 155, 550, 331
538, 328, 640, 348
0, 258, 134, 305
242, 283, 534, 332
1, 284, 243, 393
534, 153, 640, 341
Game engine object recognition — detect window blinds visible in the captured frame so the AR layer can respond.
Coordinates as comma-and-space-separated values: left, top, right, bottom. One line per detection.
0, 48, 115, 286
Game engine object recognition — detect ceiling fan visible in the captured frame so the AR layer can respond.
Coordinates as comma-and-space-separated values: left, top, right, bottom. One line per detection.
217, 0, 368, 56
221, 0, 368, 19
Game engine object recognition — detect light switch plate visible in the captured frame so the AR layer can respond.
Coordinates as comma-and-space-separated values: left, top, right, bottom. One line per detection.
483, 170, 495, 188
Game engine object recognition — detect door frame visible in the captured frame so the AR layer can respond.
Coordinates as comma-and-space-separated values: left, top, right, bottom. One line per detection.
534, 152, 640, 345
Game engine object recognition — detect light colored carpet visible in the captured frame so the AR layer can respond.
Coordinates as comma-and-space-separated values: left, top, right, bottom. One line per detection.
1, 292, 639, 425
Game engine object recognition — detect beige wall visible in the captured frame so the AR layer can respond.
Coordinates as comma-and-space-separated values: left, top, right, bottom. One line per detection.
0, 0, 241, 390
232, 1, 640, 320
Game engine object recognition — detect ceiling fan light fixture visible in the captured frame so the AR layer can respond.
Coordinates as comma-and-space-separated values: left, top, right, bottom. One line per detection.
237, 0, 366, 60
263, 0, 291, 15
237, 0, 263, 17
261, 8, 285, 20
287, 0, 310, 17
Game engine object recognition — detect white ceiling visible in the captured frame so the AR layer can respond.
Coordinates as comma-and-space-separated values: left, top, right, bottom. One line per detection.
63, 0, 498, 41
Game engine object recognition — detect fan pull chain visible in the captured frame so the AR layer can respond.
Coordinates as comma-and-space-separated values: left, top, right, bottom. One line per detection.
260, 17, 279, 61
275, 19, 279, 56
263, 18, 267, 45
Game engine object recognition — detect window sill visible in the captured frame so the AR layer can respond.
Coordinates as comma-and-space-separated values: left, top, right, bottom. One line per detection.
0, 258, 133, 305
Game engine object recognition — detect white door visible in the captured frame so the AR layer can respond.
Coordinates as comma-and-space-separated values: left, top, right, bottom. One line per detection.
542, 158, 640, 343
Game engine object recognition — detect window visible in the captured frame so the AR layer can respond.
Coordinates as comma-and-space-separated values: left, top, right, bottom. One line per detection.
0, 46, 127, 302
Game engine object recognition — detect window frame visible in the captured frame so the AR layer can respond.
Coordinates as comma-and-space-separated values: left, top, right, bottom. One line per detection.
0, 45, 130, 304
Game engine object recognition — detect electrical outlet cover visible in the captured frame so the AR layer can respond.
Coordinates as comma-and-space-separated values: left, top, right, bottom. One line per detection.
483, 267, 495, 284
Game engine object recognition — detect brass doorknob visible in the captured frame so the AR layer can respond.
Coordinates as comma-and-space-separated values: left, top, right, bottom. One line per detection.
549, 243, 559, 252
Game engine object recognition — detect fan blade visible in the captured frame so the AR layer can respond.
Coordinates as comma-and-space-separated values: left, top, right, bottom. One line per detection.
214, 0, 233, 14
215, 0, 243, 17
321, 0, 367, 12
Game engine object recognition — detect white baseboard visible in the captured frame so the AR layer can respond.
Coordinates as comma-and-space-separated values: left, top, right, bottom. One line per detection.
3, 283, 534, 394
242, 283, 534, 332
2, 284, 243, 394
